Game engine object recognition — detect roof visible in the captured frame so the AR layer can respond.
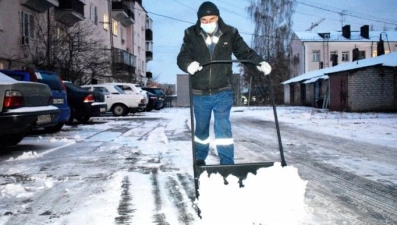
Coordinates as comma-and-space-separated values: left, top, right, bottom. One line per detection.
282, 51, 397, 85
294, 30, 397, 42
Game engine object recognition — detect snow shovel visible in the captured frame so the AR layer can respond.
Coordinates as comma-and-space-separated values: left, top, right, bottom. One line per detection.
188, 59, 287, 200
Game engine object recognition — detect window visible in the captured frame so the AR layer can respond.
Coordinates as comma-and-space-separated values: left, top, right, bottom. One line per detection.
20, 11, 34, 45
90, 4, 98, 25
112, 20, 118, 36
0, 14, 3, 31
103, 14, 109, 30
120, 28, 124, 44
342, 51, 349, 61
330, 51, 337, 59
359, 50, 366, 60
312, 51, 320, 62
330, 51, 338, 66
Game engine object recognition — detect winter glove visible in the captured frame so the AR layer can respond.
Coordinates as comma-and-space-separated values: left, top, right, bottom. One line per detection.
187, 61, 203, 75
257, 61, 272, 75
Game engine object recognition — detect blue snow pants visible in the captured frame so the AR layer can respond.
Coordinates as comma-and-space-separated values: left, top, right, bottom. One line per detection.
193, 90, 234, 165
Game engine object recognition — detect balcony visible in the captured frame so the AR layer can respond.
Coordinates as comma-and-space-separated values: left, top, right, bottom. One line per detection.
146, 72, 152, 79
20, 0, 59, 13
112, 1, 134, 27
145, 17, 153, 41
112, 48, 136, 73
55, 0, 85, 27
146, 41, 153, 62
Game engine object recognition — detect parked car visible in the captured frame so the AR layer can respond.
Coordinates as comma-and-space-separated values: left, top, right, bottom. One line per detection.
0, 70, 70, 132
63, 82, 107, 124
81, 84, 145, 116
142, 87, 165, 110
0, 72, 60, 146
108, 83, 148, 111
145, 92, 159, 112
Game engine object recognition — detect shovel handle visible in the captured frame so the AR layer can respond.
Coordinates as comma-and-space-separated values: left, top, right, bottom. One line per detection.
201, 59, 260, 67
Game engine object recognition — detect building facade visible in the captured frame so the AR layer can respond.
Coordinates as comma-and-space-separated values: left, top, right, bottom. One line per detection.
0, 0, 153, 85
286, 25, 397, 106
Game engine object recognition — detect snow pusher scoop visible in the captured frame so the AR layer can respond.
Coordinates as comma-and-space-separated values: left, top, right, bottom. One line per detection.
188, 60, 287, 202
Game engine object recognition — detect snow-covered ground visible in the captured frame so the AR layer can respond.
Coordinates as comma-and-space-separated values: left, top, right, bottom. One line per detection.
1, 106, 396, 225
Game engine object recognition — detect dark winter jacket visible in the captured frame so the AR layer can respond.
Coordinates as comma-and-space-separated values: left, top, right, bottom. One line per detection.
177, 17, 264, 95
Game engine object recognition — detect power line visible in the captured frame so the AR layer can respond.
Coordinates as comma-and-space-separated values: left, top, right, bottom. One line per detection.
146, 11, 194, 25
297, 0, 397, 27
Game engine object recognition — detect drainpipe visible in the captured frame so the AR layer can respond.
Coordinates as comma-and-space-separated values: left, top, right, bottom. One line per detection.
302, 42, 306, 74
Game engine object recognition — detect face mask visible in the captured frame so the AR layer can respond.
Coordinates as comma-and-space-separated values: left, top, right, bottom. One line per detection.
201, 22, 217, 34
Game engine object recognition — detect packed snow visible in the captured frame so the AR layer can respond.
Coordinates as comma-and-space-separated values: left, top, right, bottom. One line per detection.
1, 106, 396, 225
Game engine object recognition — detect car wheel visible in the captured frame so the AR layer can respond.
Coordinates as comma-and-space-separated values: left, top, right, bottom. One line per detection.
0, 133, 25, 146
145, 107, 153, 112
112, 104, 128, 116
44, 123, 64, 133
66, 108, 75, 125
77, 116, 90, 123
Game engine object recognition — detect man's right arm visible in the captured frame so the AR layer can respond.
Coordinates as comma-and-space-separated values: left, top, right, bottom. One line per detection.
177, 29, 194, 73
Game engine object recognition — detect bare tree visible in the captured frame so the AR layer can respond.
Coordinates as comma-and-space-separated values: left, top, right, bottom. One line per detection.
30, 11, 110, 84
245, 0, 296, 104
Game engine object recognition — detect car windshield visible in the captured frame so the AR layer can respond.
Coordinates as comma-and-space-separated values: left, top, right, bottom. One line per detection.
64, 82, 85, 91
36, 72, 63, 91
93, 87, 110, 95
153, 89, 164, 94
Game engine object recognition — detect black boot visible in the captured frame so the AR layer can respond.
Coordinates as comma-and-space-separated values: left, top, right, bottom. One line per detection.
196, 159, 206, 166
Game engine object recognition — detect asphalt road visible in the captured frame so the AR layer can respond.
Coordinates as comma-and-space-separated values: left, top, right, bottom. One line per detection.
0, 114, 396, 224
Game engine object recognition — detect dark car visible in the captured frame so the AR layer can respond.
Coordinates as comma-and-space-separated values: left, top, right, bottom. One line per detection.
0, 69, 71, 132
142, 87, 165, 110
0, 72, 60, 146
145, 91, 159, 112
63, 82, 107, 124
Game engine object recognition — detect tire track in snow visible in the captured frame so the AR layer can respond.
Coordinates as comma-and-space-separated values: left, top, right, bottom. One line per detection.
115, 176, 134, 224
296, 160, 397, 224
151, 168, 170, 225
165, 175, 196, 224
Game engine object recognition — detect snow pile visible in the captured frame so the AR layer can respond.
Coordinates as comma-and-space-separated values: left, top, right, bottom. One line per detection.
6, 151, 39, 161
1, 184, 33, 198
197, 163, 308, 225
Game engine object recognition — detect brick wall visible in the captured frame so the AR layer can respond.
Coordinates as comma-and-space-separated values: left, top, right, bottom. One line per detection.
348, 67, 395, 112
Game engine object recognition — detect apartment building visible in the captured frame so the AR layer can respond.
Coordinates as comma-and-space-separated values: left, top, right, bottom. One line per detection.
0, 0, 153, 85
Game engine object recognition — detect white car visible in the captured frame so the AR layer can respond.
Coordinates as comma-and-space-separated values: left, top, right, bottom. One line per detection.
81, 84, 145, 116
107, 83, 148, 110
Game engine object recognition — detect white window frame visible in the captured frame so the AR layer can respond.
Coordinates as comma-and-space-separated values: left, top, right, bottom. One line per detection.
103, 13, 109, 31
20, 11, 34, 45
112, 19, 118, 36
342, 51, 349, 61
90, 4, 98, 25
312, 50, 320, 62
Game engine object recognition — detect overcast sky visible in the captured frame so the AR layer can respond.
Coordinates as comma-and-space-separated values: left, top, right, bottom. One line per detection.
142, 0, 397, 84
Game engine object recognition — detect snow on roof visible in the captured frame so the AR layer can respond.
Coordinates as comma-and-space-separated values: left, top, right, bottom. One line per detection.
303, 75, 329, 84
294, 31, 397, 42
282, 51, 397, 85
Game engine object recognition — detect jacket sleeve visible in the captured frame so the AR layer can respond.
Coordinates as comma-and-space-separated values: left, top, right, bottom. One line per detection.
177, 29, 195, 73
231, 28, 264, 67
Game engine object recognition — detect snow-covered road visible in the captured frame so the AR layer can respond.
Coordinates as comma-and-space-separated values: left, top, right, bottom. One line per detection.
1, 107, 396, 224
